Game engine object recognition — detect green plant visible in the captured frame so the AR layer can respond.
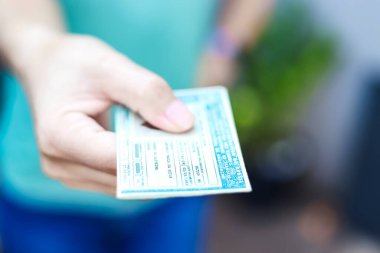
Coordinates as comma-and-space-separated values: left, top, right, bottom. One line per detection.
231, 3, 336, 151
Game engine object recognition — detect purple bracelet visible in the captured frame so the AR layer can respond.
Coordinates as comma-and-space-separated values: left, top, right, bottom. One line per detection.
208, 27, 240, 60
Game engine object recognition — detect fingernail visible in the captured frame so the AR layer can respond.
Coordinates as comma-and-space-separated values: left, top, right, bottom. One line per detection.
165, 99, 194, 131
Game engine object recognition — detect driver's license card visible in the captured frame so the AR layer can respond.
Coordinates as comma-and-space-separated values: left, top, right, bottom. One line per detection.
116, 86, 251, 199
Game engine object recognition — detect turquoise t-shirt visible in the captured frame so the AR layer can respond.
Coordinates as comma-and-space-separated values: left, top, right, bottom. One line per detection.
0, 0, 218, 216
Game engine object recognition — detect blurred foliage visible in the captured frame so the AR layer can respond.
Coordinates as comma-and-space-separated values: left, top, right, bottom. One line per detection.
231, 3, 336, 151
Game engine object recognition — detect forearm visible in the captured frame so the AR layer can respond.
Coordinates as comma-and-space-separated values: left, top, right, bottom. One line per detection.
219, 0, 275, 50
197, 0, 274, 86
0, 0, 65, 72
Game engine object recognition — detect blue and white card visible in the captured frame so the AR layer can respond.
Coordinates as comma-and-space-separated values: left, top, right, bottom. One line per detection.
116, 86, 251, 199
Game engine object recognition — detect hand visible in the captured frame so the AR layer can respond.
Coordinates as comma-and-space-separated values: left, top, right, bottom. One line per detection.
196, 50, 237, 88
19, 33, 194, 195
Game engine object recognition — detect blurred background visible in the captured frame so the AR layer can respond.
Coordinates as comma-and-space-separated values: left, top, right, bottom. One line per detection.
208, 0, 380, 252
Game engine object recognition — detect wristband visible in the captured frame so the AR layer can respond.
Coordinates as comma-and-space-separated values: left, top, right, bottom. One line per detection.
208, 27, 240, 60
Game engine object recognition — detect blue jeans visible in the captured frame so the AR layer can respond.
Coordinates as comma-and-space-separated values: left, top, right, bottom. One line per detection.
0, 195, 210, 253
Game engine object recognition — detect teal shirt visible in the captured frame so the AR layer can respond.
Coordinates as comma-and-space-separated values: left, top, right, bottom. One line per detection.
0, 0, 218, 216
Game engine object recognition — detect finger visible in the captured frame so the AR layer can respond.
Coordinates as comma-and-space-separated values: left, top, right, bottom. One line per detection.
62, 179, 115, 196
41, 111, 117, 172
101, 55, 194, 133
41, 156, 116, 186
94, 110, 111, 130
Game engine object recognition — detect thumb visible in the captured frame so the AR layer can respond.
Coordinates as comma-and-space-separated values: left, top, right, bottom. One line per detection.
103, 57, 194, 133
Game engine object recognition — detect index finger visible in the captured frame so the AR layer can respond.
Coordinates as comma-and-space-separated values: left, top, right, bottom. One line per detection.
45, 111, 117, 172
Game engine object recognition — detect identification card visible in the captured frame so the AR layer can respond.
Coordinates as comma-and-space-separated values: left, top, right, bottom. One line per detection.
116, 86, 251, 199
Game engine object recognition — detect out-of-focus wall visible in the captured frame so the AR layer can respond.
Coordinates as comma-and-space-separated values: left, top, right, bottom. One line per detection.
300, 0, 380, 190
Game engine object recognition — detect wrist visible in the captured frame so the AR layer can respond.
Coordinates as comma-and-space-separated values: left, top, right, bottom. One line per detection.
207, 26, 241, 61
1, 23, 64, 75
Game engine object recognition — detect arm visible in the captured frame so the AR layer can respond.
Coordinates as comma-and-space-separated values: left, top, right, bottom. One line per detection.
0, 0, 194, 195
197, 0, 275, 87
219, 0, 275, 50
0, 0, 64, 70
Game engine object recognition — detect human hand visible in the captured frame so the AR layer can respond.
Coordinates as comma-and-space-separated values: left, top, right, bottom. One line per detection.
19, 32, 194, 195
196, 50, 237, 87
